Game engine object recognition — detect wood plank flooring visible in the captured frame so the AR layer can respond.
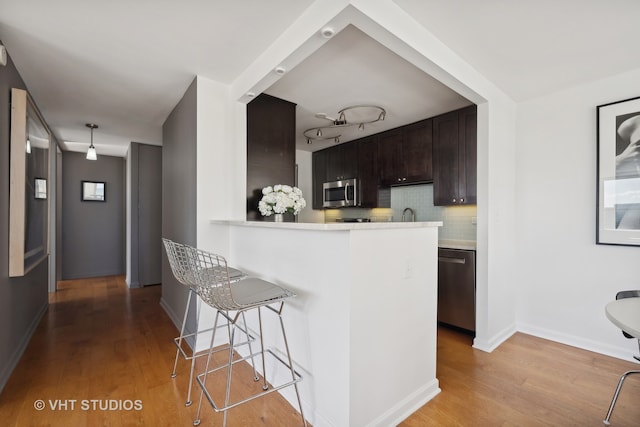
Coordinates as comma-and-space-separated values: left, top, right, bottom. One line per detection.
0, 276, 305, 426
402, 326, 640, 426
1, 275, 640, 426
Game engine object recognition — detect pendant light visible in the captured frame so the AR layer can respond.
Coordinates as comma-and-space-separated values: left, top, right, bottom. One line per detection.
86, 123, 98, 160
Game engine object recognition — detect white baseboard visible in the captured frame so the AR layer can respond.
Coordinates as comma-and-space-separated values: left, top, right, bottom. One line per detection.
517, 322, 638, 362
366, 379, 441, 427
473, 323, 517, 352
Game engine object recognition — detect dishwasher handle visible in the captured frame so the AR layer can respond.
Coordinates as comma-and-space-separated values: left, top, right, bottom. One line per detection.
438, 256, 466, 264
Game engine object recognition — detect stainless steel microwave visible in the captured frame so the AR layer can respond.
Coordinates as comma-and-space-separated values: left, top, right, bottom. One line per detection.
323, 178, 358, 208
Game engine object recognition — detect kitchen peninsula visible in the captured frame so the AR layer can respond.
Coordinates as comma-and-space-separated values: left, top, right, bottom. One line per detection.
202, 219, 442, 427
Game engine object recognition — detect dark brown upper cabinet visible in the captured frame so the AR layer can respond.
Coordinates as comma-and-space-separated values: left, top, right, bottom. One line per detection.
246, 93, 296, 220
378, 118, 433, 186
356, 137, 380, 208
377, 128, 403, 185
402, 119, 433, 183
432, 105, 477, 205
311, 149, 327, 210
325, 142, 358, 182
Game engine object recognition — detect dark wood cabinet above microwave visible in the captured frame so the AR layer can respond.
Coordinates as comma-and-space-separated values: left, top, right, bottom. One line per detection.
324, 142, 358, 182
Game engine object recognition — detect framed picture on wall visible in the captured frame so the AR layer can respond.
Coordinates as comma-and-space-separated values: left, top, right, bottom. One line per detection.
34, 178, 47, 199
597, 96, 640, 246
82, 180, 106, 202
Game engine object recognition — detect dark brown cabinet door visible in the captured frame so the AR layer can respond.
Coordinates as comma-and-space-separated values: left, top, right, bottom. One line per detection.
458, 106, 477, 204
357, 137, 378, 208
325, 143, 358, 182
246, 94, 296, 220
403, 119, 433, 183
312, 150, 326, 209
432, 105, 476, 205
377, 129, 403, 185
378, 121, 432, 186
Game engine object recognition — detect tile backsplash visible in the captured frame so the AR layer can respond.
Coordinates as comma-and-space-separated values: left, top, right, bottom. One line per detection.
390, 184, 477, 240
320, 183, 476, 241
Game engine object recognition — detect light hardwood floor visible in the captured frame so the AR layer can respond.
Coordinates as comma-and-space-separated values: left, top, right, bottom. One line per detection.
402, 327, 640, 426
1, 276, 639, 426
0, 276, 305, 426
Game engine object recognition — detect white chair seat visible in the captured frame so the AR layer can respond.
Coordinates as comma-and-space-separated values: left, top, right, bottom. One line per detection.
230, 278, 295, 307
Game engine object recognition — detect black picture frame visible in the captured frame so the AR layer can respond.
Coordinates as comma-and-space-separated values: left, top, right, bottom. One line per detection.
596, 96, 640, 246
82, 180, 106, 202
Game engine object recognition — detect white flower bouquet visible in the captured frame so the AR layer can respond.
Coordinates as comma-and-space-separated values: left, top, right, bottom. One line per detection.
258, 184, 306, 216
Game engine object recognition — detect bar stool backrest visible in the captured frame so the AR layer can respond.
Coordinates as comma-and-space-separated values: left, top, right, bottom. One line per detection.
162, 238, 197, 290
189, 247, 239, 311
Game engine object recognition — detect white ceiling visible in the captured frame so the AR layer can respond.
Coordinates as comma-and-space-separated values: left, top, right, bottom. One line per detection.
2, 0, 640, 156
265, 25, 471, 151
396, 0, 640, 101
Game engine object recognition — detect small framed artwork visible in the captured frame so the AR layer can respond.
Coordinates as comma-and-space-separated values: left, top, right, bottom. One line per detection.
34, 178, 47, 200
82, 180, 106, 202
597, 96, 640, 246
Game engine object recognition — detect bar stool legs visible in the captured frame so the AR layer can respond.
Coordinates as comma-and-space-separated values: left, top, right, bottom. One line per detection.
272, 304, 307, 427
193, 301, 306, 427
171, 295, 256, 408
171, 287, 197, 406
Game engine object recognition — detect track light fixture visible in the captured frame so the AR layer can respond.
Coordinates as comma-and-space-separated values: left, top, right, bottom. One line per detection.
303, 105, 386, 144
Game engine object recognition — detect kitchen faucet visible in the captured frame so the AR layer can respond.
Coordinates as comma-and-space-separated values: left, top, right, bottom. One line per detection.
402, 207, 416, 222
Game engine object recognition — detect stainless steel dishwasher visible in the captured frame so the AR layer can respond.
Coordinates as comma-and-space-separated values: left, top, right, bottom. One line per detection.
437, 248, 476, 332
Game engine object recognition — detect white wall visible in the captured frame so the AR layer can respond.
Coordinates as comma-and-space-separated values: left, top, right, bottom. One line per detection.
196, 75, 247, 251
516, 68, 640, 360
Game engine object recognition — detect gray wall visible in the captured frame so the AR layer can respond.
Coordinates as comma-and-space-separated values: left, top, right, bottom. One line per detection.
127, 142, 162, 288
61, 151, 125, 279
0, 45, 49, 392
160, 78, 198, 334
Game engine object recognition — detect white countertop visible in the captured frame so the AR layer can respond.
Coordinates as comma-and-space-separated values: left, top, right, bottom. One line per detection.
210, 219, 443, 231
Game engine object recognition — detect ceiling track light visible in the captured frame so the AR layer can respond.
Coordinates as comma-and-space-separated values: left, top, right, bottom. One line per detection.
86, 123, 98, 161
303, 104, 386, 144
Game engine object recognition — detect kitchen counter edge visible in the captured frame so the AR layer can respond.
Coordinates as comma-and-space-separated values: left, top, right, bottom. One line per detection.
210, 219, 443, 231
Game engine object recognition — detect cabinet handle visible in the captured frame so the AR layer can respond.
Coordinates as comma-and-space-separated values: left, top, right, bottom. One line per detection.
460, 198, 464, 203
452, 198, 457, 203
438, 256, 466, 264
402, 177, 407, 181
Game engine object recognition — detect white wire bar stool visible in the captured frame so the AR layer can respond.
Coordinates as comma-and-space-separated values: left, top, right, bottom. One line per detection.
189, 247, 307, 427
162, 238, 249, 407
